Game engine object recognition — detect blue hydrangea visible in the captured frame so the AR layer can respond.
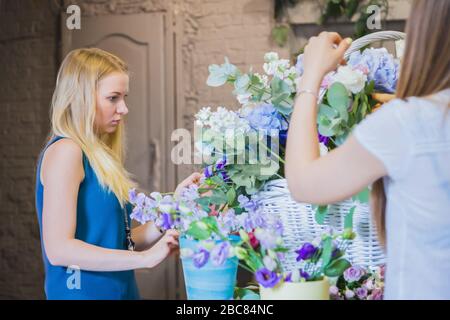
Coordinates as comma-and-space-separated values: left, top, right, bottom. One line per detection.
244, 103, 288, 134
347, 48, 400, 93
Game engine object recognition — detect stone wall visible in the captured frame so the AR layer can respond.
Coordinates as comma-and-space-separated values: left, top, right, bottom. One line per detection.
0, 0, 60, 299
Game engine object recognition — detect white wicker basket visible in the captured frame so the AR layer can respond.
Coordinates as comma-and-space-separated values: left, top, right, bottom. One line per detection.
255, 31, 406, 272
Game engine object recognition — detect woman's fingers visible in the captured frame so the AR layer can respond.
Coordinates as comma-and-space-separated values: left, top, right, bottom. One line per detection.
336, 37, 352, 57
325, 31, 343, 44
165, 229, 179, 238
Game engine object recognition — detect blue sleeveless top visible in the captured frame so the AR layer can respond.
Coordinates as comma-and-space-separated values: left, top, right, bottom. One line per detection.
35, 136, 140, 300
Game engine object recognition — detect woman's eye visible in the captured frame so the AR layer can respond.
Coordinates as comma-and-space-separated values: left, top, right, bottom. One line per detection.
108, 96, 118, 102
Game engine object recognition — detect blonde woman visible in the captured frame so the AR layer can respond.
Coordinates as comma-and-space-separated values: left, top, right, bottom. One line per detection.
35, 48, 200, 300
286, 0, 449, 299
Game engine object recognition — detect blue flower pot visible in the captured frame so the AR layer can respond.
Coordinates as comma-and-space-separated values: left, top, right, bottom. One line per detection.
180, 236, 239, 300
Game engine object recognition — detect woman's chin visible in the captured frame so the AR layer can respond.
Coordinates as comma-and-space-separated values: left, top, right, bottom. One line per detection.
104, 126, 118, 134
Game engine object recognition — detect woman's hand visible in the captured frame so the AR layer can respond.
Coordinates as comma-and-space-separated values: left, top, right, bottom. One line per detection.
142, 229, 179, 268
174, 172, 202, 197
301, 32, 352, 87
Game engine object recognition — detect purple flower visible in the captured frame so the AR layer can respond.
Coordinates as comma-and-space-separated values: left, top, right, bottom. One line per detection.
254, 229, 278, 250
343, 265, 366, 282
356, 287, 368, 299
215, 158, 227, 170
284, 272, 292, 282
295, 243, 317, 261
180, 184, 199, 202
211, 241, 230, 266
345, 289, 355, 299
255, 268, 282, 288
219, 171, 230, 182
238, 195, 259, 213
161, 213, 173, 230
299, 269, 310, 280
193, 248, 210, 268
318, 133, 329, 145
128, 188, 137, 203
329, 285, 339, 296
130, 206, 148, 224
204, 165, 213, 178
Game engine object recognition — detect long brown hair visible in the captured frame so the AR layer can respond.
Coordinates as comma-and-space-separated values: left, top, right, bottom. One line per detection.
372, 0, 450, 246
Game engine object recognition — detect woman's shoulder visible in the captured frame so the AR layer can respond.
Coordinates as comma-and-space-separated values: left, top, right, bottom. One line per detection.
40, 137, 85, 186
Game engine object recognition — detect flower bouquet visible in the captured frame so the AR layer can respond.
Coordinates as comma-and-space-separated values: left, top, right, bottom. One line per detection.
202, 43, 400, 270
234, 220, 354, 300
329, 264, 385, 300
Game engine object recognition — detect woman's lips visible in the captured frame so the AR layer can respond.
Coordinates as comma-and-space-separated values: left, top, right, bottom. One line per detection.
111, 120, 121, 125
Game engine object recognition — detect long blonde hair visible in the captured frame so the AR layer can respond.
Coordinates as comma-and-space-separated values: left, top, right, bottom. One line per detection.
372, 0, 450, 246
50, 48, 136, 207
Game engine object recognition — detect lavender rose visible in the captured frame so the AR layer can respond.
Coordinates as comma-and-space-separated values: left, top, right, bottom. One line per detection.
343, 265, 366, 282
255, 268, 282, 288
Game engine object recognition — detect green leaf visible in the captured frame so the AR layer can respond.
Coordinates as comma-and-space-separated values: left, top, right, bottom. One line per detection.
320, 237, 333, 269
246, 249, 264, 271
315, 205, 329, 225
234, 74, 250, 95
195, 197, 211, 212
353, 187, 370, 203
325, 83, 349, 126
271, 77, 293, 115
350, 93, 360, 114
226, 188, 236, 206
272, 25, 289, 47
334, 131, 349, 146
324, 258, 352, 277
317, 113, 341, 137
186, 221, 211, 240
209, 190, 228, 205
344, 206, 356, 230
318, 103, 339, 118
327, 82, 349, 112
365, 80, 375, 95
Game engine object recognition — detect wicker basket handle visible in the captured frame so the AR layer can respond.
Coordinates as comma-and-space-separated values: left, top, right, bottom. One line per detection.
343, 30, 406, 59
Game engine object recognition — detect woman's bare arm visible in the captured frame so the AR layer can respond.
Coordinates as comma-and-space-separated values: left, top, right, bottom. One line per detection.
41, 138, 178, 271
285, 32, 387, 205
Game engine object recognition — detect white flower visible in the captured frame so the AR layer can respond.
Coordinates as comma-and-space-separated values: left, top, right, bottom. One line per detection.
263, 255, 277, 271
195, 107, 212, 126
319, 142, 328, 156
237, 92, 252, 105
345, 289, 355, 299
254, 73, 269, 88
291, 269, 301, 282
263, 59, 290, 78
334, 65, 367, 94
395, 39, 405, 60
264, 52, 279, 63
263, 61, 277, 76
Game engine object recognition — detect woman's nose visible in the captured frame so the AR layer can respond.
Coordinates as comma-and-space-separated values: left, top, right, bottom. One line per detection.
117, 100, 129, 115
